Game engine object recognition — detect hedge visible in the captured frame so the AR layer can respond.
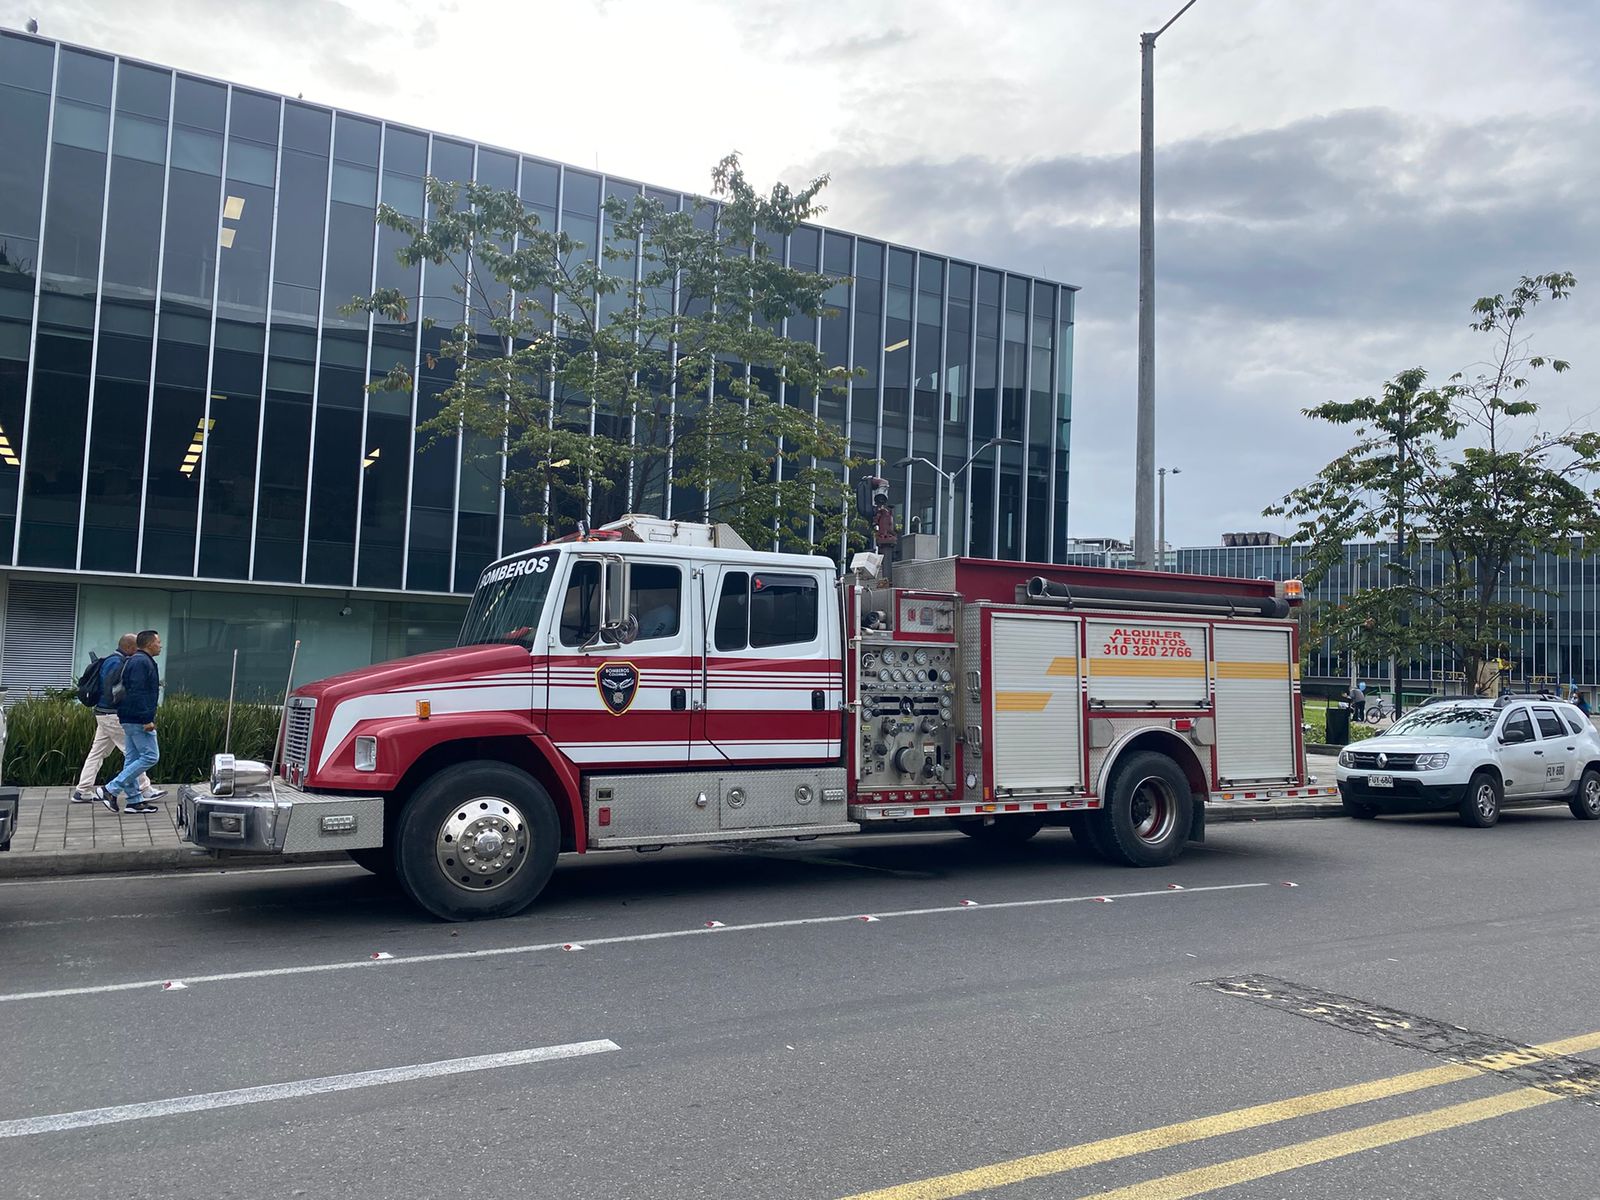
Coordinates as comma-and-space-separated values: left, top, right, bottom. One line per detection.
2, 691, 280, 789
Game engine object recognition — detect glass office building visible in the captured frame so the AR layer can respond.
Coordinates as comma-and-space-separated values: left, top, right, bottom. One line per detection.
0, 30, 1076, 698
1151, 541, 1600, 693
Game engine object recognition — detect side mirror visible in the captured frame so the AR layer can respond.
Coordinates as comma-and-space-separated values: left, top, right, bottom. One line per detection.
1500, 727, 1527, 745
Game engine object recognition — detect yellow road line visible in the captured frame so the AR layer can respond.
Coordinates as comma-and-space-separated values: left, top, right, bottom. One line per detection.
838, 1031, 1600, 1200
1076, 1087, 1562, 1200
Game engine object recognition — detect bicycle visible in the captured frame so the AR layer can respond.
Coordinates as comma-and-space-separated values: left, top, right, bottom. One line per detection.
1362, 696, 1391, 723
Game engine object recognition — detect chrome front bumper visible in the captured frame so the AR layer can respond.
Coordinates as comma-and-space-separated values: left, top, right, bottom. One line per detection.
176, 782, 384, 854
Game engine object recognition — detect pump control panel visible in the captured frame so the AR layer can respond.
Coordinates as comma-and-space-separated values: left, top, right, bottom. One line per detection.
857, 641, 957, 792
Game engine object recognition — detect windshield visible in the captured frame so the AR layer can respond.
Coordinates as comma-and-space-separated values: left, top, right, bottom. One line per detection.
457, 552, 559, 648
1385, 706, 1497, 740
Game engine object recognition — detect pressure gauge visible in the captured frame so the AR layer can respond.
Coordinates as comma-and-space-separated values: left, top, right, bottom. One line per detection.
914, 649, 929, 667
862, 653, 877, 671
893, 668, 906, 682
878, 668, 890, 682
940, 669, 953, 682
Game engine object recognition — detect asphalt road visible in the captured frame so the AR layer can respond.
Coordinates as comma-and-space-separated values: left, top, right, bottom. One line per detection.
3, 811, 1599, 1200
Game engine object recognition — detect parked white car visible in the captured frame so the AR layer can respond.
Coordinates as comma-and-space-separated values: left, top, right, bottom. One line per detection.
1336, 695, 1600, 827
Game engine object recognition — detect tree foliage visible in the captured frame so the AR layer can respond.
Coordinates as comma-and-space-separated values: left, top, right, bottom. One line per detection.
1268, 273, 1599, 690
354, 154, 861, 552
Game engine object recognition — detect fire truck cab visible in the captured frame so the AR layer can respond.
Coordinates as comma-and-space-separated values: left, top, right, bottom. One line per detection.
177, 516, 1323, 920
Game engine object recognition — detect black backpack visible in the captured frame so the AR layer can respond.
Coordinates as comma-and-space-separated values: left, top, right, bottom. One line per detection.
75, 652, 103, 708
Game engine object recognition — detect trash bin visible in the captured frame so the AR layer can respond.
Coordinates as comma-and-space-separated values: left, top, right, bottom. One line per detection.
1326, 705, 1351, 746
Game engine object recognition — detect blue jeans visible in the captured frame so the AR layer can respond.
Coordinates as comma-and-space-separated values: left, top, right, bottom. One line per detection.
107, 723, 159, 802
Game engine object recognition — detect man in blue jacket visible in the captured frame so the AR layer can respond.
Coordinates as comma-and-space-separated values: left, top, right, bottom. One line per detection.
96, 629, 163, 815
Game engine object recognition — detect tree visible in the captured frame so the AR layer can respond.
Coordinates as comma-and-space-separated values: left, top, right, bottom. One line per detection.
354, 154, 861, 553
1268, 273, 1600, 693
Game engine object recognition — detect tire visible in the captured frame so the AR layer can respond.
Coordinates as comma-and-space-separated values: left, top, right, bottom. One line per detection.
1064, 812, 1091, 844
1569, 768, 1600, 821
1341, 793, 1378, 820
1458, 771, 1502, 828
346, 846, 396, 879
953, 814, 1045, 844
393, 761, 561, 921
1092, 752, 1195, 867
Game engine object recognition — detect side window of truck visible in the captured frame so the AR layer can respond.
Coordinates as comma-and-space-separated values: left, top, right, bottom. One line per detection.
630, 564, 682, 641
560, 561, 601, 646
714, 571, 819, 651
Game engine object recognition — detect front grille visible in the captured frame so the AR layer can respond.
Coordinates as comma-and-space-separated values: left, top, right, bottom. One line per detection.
1350, 751, 1419, 770
282, 700, 315, 777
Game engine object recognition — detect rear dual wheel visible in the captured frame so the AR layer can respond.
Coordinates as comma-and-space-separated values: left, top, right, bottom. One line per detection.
1085, 752, 1193, 867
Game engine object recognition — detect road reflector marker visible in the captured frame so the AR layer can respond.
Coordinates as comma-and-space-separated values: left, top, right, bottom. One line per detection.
561, 943, 583, 951
859, 915, 880, 922
162, 981, 186, 991
370, 951, 393, 960
1093, 897, 1114, 904
959, 899, 979, 907
1281, 881, 1299, 888
1167, 884, 1185, 890
705, 920, 725, 928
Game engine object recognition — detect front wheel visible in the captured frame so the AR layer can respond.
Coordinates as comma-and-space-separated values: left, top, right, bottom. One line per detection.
1458, 771, 1501, 828
1569, 768, 1600, 820
394, 762, 560, 921
1089, 752, 1194, 867
1341, 793, 1377, 820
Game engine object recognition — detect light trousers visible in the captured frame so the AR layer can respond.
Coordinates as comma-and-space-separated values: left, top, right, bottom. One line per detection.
75, 711, 153, 794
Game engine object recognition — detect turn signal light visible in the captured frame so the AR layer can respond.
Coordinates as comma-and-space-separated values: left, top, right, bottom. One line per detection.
415, 699, 431, 720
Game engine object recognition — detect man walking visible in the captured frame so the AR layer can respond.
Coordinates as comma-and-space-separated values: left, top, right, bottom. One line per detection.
96, 629, 163, 815
71, 633, 160, 804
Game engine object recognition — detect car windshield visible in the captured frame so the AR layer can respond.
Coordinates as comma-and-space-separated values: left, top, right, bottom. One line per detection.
457, 552, 558, 648
1385, 706, 1497, 739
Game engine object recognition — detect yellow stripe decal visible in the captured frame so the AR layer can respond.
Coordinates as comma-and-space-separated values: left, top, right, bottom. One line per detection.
1044, 656, 1080, 676
1088, 658, 1206, 678
1215, 661, 1292, 681
837, 1029, 1600, 1200
994, 691, 1052, 713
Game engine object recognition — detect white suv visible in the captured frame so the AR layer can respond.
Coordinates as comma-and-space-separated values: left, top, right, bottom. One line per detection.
1336, 695, 1600, 827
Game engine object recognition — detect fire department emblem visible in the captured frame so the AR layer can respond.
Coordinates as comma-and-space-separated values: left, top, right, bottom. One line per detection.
596, 662, 640, 716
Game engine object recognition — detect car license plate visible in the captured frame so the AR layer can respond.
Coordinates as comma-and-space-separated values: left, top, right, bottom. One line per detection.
1369, 774, 1394, 788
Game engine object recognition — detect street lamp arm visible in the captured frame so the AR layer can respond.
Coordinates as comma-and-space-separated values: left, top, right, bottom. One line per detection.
950, 436, 1014, 483
895, 454, 949, 483
1150, 0, 1199, 40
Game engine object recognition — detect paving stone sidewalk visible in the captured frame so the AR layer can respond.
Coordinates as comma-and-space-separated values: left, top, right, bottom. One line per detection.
0, 755, 1346, 879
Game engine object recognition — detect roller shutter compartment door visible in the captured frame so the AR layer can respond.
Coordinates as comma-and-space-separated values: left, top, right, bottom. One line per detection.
990, 613, 1083, 792
1084, 619, 1209, 710
1213, 624, 1297, 782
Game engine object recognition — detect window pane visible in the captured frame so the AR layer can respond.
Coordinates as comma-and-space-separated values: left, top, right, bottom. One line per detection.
713, 571, 749, 651
749, 573, 818, 648
630, 564, 682, 640
253, 327, 315, 581
560, 560, 601, 646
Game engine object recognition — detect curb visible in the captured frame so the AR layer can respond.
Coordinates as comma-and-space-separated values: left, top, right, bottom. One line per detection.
1210, 802, 1345, 822
0, 847, 348, 880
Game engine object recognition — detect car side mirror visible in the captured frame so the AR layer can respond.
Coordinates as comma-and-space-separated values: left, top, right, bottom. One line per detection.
1500, 728, 1527, 745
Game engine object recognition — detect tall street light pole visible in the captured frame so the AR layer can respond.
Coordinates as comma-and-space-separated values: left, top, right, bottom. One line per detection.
896, 436, 1013, 558
1158, 465, 1181, 571
1133, 0, 1200, 570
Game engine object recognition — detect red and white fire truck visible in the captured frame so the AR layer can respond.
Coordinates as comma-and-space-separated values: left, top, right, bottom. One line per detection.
177, 516, 1328, 920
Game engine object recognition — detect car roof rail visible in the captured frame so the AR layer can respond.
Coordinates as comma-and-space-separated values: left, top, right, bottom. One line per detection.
1491, 690, 1564, 708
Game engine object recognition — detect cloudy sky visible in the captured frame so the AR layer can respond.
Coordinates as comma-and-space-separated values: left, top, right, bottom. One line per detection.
6, 0, 1596, 547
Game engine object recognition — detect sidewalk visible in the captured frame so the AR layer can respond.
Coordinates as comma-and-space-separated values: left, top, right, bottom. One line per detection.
0, 756, 1347, 879
0, 786, 343, 878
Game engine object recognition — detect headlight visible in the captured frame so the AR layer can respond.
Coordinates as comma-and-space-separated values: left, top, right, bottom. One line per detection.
210, 754, 271, 796
1414, 752, 1450, 771
1337, 750, 1353, 767
354, 735, 378, 772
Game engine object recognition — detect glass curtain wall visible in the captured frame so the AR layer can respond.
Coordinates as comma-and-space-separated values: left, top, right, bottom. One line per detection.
0, 30, 1078, 598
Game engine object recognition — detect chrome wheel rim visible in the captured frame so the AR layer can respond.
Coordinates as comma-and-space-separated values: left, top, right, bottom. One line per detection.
1130, 776, 1178, 845
1476, 783, 1498, 820
435, 796, 528, 892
